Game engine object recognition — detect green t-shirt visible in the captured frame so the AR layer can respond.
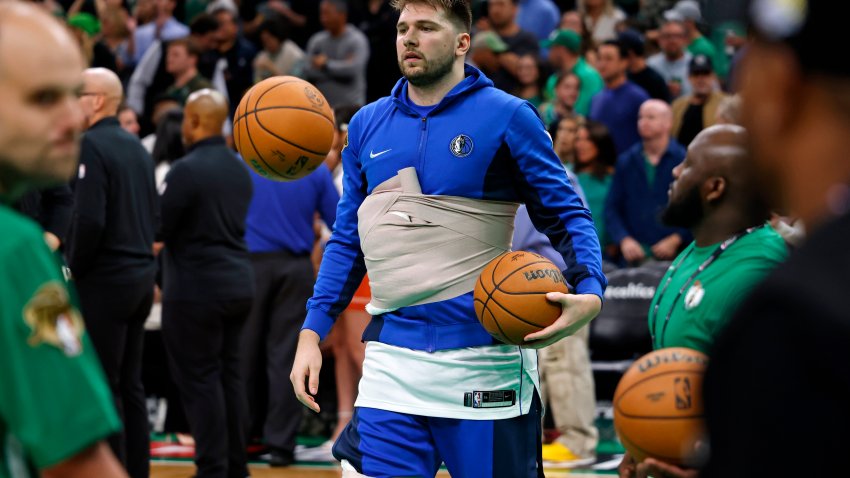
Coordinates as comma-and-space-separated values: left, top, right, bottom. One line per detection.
544, 58, 604, 117
576, 171, 612, 247
648, 225, 787, 353
0, 204, 120, 477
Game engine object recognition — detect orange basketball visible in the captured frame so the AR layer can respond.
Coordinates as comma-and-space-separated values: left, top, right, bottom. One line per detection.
473, 250, 569, 345
233, 76, 335, 181
613, 347, 708, 467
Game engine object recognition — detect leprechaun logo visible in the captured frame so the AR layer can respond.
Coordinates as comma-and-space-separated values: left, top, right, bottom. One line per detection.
23, 282, 84, 356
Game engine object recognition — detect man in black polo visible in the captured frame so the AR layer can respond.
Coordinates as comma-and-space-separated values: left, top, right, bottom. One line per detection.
68, 67, 158, 478
158, 89, 254, 478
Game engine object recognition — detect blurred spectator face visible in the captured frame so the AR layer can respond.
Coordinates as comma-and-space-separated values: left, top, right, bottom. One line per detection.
659, 22, 687, 58
487, 0, 516, 30
560, 10, 582, 34
516, 54, 539, 86
134, 0, 156, 24
555, 73, 579, 106
193, 30, 220, 52
596, 43, 627, 83
320, 1, 347, 33
155, 0, 176, 18
396, 3, 459, 87
689, 71, 715, 97
166, 43, 194, 75
471, 47, 499, 73
555, 117, 579, 156
574, 126, 598, 166
118, 108, 140, 136
547, 45, 568, 69
214, 10, 239, 45
637, 100, 672, 140
260, 30, 282, 53
152, 100, 180, 126
101, 7, 130, 39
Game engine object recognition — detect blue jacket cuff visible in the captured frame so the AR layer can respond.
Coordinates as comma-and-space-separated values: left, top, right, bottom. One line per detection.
575, 277, 605, 301
302, 308, 335, 340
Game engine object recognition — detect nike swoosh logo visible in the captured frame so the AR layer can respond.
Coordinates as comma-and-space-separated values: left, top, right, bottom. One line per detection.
370, 149, 391, 159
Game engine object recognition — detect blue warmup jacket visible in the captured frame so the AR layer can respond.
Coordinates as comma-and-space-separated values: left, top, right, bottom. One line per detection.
303, 65, 607, 352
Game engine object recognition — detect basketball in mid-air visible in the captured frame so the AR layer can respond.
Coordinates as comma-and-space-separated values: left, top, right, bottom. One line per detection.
473, 251, 569, 345
613, 347, 708, 467
233, 76, 335, 181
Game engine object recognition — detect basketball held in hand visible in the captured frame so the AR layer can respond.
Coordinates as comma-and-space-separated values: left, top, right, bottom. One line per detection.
613, 347, 708, 467
233, 76, 335, 181
473, 251, 569, 345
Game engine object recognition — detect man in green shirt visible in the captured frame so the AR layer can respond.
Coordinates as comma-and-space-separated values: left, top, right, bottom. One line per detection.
618, 125, 787, 478
663, 0, 729, 81
542, 29, 604, 117
0, 4, 126, 478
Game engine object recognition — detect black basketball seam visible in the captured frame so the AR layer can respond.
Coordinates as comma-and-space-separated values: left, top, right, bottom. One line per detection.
252, 113, 331, 157
487, 295, 551, 329
234, 105, 336, 127
614, 369, 705, 420
496, 290, 566, 296
478, 272, 496, 311
255, 79, 332, 120
242, 86, 287, 179
485, 305, 512, 344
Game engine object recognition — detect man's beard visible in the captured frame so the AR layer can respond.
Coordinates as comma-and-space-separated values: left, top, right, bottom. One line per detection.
662, 184, 704, 229
399, 52, 454, 88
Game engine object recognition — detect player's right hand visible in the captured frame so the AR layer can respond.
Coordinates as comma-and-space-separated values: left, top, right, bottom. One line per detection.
618, 451, 637, 478
290, 329, 323, 413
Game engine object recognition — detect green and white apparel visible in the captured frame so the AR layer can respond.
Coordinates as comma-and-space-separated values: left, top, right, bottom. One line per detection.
0, 202, 120, 478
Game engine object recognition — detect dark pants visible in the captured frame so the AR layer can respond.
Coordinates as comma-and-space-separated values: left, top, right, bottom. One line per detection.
241, 251, 313, 453
162, 299, 253, 478
77, 278, 154, 478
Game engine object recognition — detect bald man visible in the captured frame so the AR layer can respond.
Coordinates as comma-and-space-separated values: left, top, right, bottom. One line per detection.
0, 3, 127, 478
606, 99, 689, 266
158, 89, 254, 478
618, 124, 787, 478
67, 68, 158, 478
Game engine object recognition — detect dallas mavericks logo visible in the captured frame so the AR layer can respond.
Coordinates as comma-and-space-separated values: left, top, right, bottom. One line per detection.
449, 134, 473, 158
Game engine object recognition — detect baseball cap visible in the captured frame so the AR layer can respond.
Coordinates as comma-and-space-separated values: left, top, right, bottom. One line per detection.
541, 29, 582, 53
664, 0, 702, 22
617, 29, 645, 56
749, 0, 847, 76
689, 54, 714, 74
471, 31, 509, 53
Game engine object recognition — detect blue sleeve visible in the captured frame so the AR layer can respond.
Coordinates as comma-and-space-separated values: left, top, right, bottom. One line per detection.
506, 102, 607, 298
512, 205, 568, 271
316, 166, 340, 228
605, 154, 630, 244
303, 112, 368, 339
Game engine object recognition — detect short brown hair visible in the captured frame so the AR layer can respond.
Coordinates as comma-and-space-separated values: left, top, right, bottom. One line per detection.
167, 37, 202, 59
390, 0, 472, 33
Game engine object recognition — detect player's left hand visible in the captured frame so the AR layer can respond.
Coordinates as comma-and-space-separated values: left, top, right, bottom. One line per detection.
636, 458, 699, 478
521, 292, 602, 348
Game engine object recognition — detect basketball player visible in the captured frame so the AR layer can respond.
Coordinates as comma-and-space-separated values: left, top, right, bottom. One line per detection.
290, 1, 606, 477
617, 125, 787, 478
0, 3, 127, 477
704, 2, 850, 476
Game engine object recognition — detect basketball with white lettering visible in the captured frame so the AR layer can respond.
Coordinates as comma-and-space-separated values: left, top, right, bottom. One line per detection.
233, 76, 334, 181
473, 251, 569, 345
613, 347, 708, 467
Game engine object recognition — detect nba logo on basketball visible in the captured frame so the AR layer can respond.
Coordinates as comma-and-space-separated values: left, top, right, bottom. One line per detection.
674, 376, 692, 410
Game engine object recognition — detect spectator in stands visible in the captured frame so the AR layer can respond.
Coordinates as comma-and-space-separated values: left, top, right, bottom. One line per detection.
469, 31, 515, 92
539, 70, 580, 127
578, 0, 626, 46
589, 39, 649, 154
359, 0, 400, 102
150, 108, 185, 187
663, 0, 726, 81
647, 19, 692, 99
212, 6, 258, 114
543, 29, 603, 116
488, 0, 540, 79
132, 0, 188, 64
68, 68, 158, 478
68, 12, 118, 71
606, 99, 688, 266
714, 93, 741, 125
254, 17, 306, 81
163, 38, 213, 105
516, 0, 560, 41
512, 53, 547, 108
159, 89, 254, 478
118, 104, 141, 136
99, 6, 133, 78
671, 54, 726, 147
553, 113, 583, 166
618, 30, 670, 102
304, 0, 370, 107
573, 120, 617, 249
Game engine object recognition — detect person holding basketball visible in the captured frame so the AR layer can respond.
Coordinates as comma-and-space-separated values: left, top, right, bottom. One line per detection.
617, 125, 787, 478
290, 1, 605, 477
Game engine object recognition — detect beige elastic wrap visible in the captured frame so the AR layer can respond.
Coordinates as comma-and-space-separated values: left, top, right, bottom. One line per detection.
358, 167, 519, 314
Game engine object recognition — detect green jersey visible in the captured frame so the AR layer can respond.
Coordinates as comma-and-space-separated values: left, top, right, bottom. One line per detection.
0, 203, 120, 477
648, 225, 787, 353
575, 171, 612, 247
